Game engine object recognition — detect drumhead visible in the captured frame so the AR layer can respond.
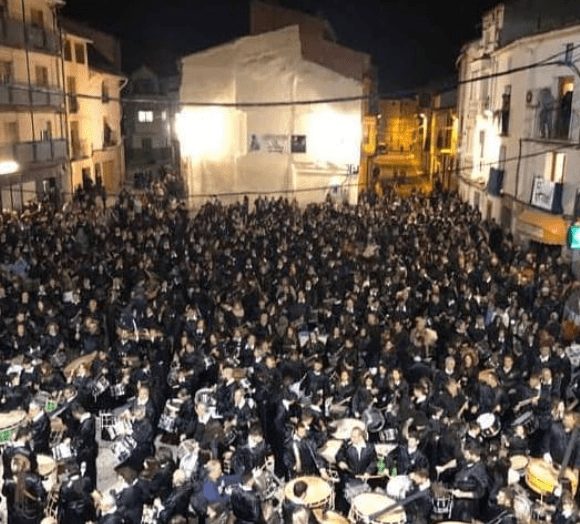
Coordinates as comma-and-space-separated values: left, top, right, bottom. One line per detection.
351, 493, 405, 523
313, 509, 349, 524
510, 455, 529, 470
284, 476, 332, 507
37, 454, 56, 476
330, 418, 366, 440
477, 413, 495, 428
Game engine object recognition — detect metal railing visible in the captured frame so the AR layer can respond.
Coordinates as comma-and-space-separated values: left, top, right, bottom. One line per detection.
532, 106, 580, 142
0, 82, 64, 110
0, 17, 60, 55
0, 138, 67, 164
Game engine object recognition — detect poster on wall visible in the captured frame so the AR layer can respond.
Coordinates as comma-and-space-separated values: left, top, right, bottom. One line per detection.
291, 135, 306, 153
248, 134, 289, 153
530, 176, 555, 211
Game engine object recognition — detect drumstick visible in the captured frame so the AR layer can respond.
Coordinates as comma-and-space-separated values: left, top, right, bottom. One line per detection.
367, 488, 430, 521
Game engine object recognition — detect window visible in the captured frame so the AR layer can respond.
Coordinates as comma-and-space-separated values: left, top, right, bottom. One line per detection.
501, 86, 511, 135
64, 40, 72, 61
30, 9, 43, 28
142, 137, 152, 151
544, 152, 565, 183
66, 76, 76, 94
74, 43, 85, 64
4, 121, 19, 143
35, 65, 48, 87
479, 130, 485, 171
101, 81, 109, 102
161, 110, 167, 121
565, 43, 574, 65
0, 61, 11, 84
138, 110, 153, 122
40, 121, 51, 141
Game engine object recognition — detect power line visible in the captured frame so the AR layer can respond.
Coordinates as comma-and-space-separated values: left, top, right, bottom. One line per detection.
50, 44, 578, 108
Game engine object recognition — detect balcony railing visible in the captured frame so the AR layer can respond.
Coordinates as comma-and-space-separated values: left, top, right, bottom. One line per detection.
0, 17, 60, 55
71, 139, 89, 159
0, 82, 64, 111
532, 106, 580, 141
0, 138, 67, 165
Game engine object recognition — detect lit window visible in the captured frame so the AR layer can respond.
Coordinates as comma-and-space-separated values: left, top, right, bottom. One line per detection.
161, 111, 167, 121
138, 111, 153, 122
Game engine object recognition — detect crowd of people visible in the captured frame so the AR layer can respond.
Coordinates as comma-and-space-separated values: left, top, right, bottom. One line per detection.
0, 177, 579, 524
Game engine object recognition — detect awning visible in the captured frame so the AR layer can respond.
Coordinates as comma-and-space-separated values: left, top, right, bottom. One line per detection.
516, 209, 569, 245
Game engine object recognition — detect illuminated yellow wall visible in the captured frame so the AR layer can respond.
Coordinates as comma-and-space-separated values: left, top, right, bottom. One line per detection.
178, 25, 363, 206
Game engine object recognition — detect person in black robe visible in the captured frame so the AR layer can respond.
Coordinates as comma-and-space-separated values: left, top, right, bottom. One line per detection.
59, 463, 96, 524
230, 472, 267, 524
3, 454, 46, 524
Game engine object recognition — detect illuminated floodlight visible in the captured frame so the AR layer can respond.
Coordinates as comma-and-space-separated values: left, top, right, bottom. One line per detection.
0, 161, 19, 175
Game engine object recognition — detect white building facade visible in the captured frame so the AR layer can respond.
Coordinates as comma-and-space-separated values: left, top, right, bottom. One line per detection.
457, 2, 580, 250
178, 25, 368, 206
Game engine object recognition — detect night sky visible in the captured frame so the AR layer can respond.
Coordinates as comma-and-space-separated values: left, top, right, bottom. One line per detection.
61, 0, 499, 92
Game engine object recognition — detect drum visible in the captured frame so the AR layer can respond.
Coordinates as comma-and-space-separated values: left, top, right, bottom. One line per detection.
45, 489, 59, 519
284, 476, 333, 509
110, 383, 126, 398
0, 410, 25, 444
512, 410, 538, 434
386, 476, 412, 501
108, 418, 132, 440
52, 441, 72, 461
158, 399, 181, 433
524, 458, 578, 496
92, 376, 110, 397
112, 435, 137, 464
49, 417, 66, 447
508, 455, 529, 484
319, 439, 343, 464
477, 413, 500, 438
313, 509, 349, 524
431, 483, 453, 517
349, 493, 406, 524
37, 455, 58, 489
380, 428, 398, 443
330, 418, 366, 440
344, 480, 371, 503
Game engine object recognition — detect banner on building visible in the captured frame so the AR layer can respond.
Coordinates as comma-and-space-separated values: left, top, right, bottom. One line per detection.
362, 116, 377, 155
530, 176, 555, 211
248, 134, 289, 153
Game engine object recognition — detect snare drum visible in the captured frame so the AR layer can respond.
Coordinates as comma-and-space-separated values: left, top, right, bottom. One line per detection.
431, 483, 453, 517
512, 410, 538, 434
284, 476, 333, 509
349, 493, 406, 524
477, 413, 500, 438
112, 435, 137, 464
110, 383, 126, 398
344, 480, 371, 503
330, 418, 366, 440
380, 428, 398, 443
158, 399, 181, 433
108, 418, 132, 440
92, 376, 110, 397
386, 476, 412, 501
52, 441, 72, 461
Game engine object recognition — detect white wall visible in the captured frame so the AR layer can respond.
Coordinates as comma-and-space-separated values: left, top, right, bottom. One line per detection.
178, 25, 363, 206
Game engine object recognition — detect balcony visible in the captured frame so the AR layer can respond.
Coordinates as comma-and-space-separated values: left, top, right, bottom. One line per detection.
0, 138, 67, 165
71, 139, 89, 160
103, 128, 117, 149
126, 146, 172, 165
0, 83, 64, 111
0, 17, 60, 55
532, 106, 580, 142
